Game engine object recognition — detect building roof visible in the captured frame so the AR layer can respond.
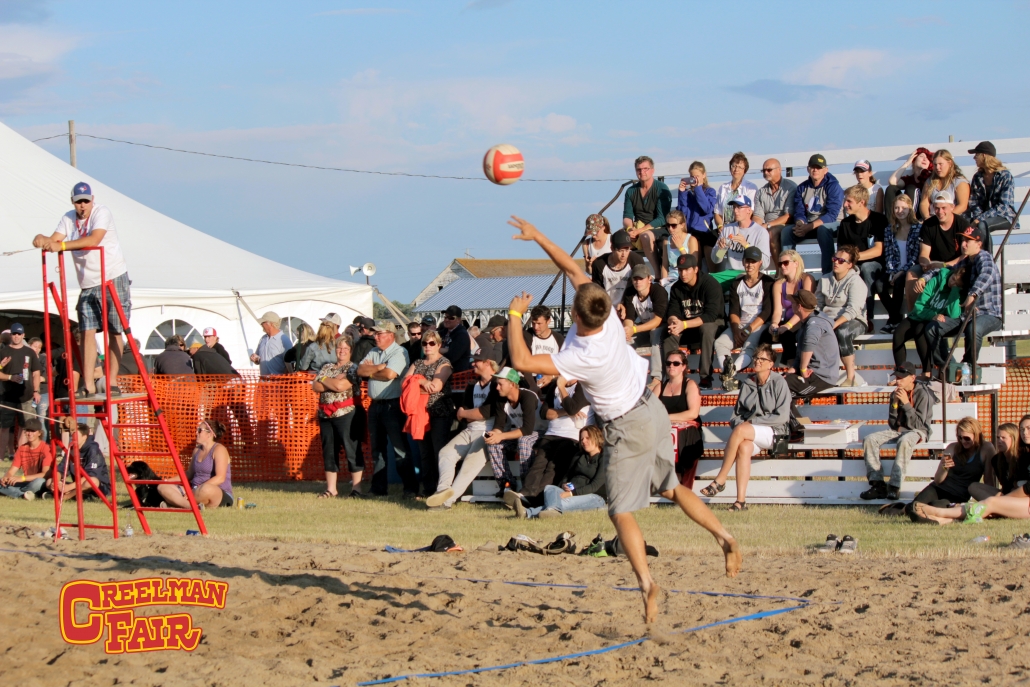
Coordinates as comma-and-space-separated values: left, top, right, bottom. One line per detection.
453, 259, 559, 278
413, 275, 579, 313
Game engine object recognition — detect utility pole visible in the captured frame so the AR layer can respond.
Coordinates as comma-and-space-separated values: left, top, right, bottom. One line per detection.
69, 120, 77, 168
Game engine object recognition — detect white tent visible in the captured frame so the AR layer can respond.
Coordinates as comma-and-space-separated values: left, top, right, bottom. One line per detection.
0, 121, 372, 367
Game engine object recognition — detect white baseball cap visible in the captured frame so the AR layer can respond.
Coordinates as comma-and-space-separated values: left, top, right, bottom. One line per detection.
202, 327, 217, 337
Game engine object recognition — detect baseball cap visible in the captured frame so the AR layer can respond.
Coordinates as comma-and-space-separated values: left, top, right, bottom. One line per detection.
320, 312, 342, 327
959, 224, 984, 243
611, 229, 632, 248
493, 366, 521, 384
742, 246, 763, 263
853, 159, 872, 172
790, 289, 818, 310
258, 311, 280, 326
485, 314, 506, 330
893, 361, 917, 379
729, 195, 752, 208
10, 323, 25, 335
189, 341, 205, 351
357, 316, 376, 330
23, 419, 43, 434
202, 327, 217, 337
968, 141, 997, 157
444, 305, 463, 319
808, 154, 828, 169
676, 253, 698, 270
71, 182, 92, 202
630, 264, 651, 279
420, 315, 436, 327
585, 213, 606, 234
933, 190, 956, 205
473, 349, 494, 362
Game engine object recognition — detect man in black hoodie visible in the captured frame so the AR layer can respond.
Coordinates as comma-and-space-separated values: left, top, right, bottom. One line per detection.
189, 342, 239, 375
153, 335, 194, 375
662, 253, 725, 389
439, 305, 472, 373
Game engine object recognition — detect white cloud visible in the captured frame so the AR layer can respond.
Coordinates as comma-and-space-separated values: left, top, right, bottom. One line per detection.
0, 25, 77, 81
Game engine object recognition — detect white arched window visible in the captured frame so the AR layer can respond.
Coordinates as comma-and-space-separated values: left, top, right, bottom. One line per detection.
145, 319, 203, 352
279, 316, 311, 345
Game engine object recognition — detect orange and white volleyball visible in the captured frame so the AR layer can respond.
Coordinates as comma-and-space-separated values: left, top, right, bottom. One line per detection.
483, 144, 524, 185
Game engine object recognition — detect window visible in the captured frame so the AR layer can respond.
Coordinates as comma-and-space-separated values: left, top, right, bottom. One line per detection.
279, 316, 311, 345
145, 319, 203, 351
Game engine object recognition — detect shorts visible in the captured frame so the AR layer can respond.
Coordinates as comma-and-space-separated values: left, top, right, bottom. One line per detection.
749, 424, 775, 457
602, 390, 678, 515
76, 272, 131, 334
688, 228, 718, 249
176, 484, 234, 508
0, 400, 33, 429
82, 479, 111, 498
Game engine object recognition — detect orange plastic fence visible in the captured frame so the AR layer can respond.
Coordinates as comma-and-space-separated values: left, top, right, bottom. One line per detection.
116, 360, 1030, 482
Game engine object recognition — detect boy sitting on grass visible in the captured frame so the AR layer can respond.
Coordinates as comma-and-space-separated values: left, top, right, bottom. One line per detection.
0, 419, 51, 500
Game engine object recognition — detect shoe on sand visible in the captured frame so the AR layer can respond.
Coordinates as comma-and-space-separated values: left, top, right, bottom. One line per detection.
816, 534, 841, 554
838, 535, 857, 554
426, 488, 453, 508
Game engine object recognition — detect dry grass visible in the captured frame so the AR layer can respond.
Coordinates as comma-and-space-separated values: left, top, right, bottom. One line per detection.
2, 477, 1028, 559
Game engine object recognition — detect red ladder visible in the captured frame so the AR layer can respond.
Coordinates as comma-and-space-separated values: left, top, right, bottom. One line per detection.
41, 247, 207, 539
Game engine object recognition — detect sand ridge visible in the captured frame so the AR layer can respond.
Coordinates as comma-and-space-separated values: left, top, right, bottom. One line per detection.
2, 525, 1029, 685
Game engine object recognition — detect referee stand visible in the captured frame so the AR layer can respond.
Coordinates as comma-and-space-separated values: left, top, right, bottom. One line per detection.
41, 247, 206, 540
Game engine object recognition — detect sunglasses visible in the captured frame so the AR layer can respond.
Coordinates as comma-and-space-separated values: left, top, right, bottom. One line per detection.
761, 168, 777, 173
779, 260, 792, 267
196, 426, 211, 434
958, 435, 974, 442
831, 257, 851, 265
666, 361, 684, 367
444, 316, 458, 321
667, 221, 682, 227
422, 341, 438, 347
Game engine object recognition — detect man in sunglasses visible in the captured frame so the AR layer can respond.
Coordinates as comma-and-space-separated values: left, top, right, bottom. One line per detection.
439, 305, 472, 373
402, 322, 424, 363
32, 182, 132, 398
860, 361, 934, 501
782, 154, 844, 275
753, 158, 797, 262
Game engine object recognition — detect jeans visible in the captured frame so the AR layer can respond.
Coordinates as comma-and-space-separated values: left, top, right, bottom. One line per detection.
834, 319, 867, 358
37, 394, 49, 442
368, 398, 419, 495
436, 427, 489, 506
418, 414, 454, 497
863, 428, 927, 489
525, 484, 606, 518
319, 412, 360, 474
859, 262, 904, 326
924, 313, 1002, 368
662, 319, 724, 377
0, 477, 45, 498
780, 221, 839, 275
713, 324, 766, 369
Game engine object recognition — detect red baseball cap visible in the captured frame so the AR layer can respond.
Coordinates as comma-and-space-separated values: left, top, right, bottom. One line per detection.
202, 327, 217, 337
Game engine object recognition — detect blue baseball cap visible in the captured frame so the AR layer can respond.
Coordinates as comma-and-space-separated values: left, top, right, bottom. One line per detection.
71, 182, 92, 202
729, 195, 752, 208
10, 323, 25, 334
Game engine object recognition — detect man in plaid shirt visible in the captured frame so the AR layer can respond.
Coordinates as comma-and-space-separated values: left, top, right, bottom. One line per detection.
924, 224, 1002, 373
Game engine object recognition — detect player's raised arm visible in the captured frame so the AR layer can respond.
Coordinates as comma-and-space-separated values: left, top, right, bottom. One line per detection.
508, 216, 590, 289
506, 291, 560, 377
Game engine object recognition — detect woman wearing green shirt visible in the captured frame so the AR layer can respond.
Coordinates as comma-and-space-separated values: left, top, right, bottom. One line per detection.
892, 266, 966, 373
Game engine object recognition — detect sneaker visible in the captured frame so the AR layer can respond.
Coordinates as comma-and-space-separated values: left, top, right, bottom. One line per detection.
886, 486, 901, 501
859, 481, 888, 500
699, 375, 714, 390
816, 534, 841, 554
426, 504, 452, 512
22, 491, 36, 501
839, 535, 858, 554
1008, 533, 1030, 550
426, 488, 454, 508
538, 508, 561, 519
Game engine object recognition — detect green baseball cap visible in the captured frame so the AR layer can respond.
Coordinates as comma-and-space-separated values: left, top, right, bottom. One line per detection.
493, 367, 521, 384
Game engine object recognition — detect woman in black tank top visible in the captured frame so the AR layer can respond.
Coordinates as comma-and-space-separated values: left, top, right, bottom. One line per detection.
659, 350, 703, 482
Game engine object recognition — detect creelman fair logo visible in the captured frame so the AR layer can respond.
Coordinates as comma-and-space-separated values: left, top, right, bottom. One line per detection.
60, 577, 229, 653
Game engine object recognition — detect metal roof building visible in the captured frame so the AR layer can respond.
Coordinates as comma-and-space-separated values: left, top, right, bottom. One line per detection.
412, 274, 577, 328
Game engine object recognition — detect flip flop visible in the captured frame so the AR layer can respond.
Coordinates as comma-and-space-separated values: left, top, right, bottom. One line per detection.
317, 491, 337, 499
909, 502, 940, 525
878, 502, 907, 517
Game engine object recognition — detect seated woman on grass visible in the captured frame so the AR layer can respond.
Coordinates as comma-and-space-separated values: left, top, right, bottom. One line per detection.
158, 418, 234, 508
700, 344, 790, 511
511, 425, 606, 519
909, 417, 992, 512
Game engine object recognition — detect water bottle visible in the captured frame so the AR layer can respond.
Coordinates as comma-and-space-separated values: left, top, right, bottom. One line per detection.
22, 357, 30, 386
960, 362, 971, 386
123, 525, 133, 537
969, 535, 989, 544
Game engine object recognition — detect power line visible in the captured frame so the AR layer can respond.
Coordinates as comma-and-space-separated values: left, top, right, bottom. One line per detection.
31, 132, 629, 183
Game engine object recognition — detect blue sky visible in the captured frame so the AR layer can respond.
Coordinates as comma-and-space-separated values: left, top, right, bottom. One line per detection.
4, 0, 1029, 301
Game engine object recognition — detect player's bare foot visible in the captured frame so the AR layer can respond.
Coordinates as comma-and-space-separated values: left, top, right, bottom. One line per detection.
641, 581, 660, 624
722, 537, 742, 577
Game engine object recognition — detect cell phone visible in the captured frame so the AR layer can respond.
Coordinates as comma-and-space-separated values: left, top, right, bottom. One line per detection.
565, 482, 575, 491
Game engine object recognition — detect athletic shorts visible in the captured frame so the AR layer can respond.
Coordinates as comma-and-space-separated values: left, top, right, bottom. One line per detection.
77, 272, 131, 334
602, 389, 678, 515
749, 424, 775, 457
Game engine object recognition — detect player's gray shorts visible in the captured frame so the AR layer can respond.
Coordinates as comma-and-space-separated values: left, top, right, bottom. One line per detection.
601, 388, 678, 515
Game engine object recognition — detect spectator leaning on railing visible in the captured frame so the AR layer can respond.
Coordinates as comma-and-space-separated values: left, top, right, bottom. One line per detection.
860, 362, 935, 502
782, 154, 844, 276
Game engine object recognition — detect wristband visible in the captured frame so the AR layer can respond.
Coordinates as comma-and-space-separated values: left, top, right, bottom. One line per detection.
508, 309, 522, 318
800, 368, 809, 373
61, 242, 66, 251
632, 325, 637, 334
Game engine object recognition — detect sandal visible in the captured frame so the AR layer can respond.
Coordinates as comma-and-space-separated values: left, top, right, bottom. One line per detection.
317, 491, 338, 499
908, 501, 939, 525
729, 501, 748, 511
700, 481, 726, 498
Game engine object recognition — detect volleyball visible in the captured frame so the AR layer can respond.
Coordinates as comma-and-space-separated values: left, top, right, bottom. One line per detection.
483, 144, 524, 185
